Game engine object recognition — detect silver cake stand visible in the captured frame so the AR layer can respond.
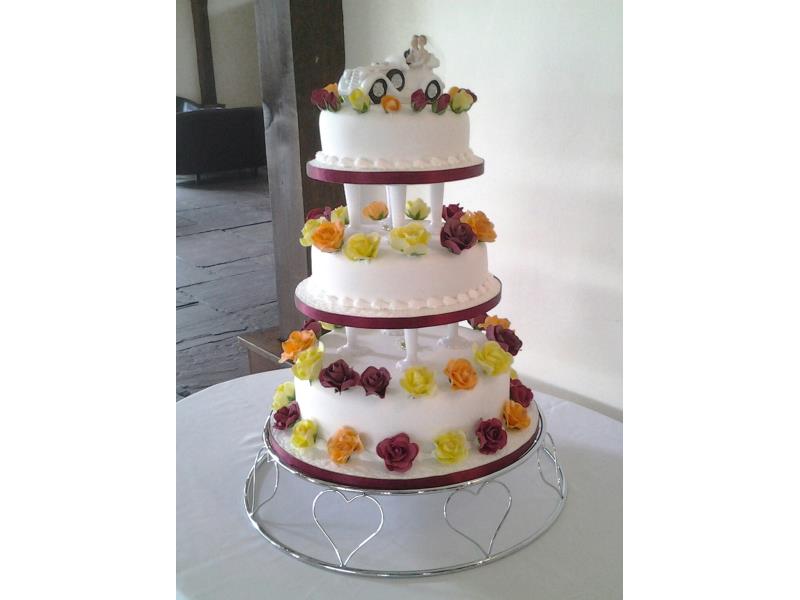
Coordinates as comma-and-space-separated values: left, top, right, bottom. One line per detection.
243, 409, 567, 577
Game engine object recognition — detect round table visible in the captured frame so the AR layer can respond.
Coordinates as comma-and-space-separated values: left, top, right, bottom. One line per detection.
177, 370, 622, 599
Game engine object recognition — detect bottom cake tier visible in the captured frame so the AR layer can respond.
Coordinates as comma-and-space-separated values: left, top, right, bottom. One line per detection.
270, 325, 540, 483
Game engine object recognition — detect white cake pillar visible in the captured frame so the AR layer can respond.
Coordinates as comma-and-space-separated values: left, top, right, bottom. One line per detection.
429, 183, 444, 234
338, 326, 361, 354
438, 322, 469, 348
396, 328, 419, 369
343, 183, 363, 230
387, 184, 407, 228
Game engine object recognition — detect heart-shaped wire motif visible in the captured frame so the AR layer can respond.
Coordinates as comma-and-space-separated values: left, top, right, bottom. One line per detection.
537, 432, 565, 498
444, 480, 512, 558
248, 447, 280, 516
311, 490, 384, 567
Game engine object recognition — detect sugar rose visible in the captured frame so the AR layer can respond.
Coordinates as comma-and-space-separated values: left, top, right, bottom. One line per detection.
272, 402, 300, 430
449, 89, 475, 113
478, 314, 511, 330
473, 341, 514, 376
344, 232, 380, 261
311, 220, 344, 252
405, 198, 430, 220
376, 433, 419, 472
360, 366, 391, 398
299, 217, 326, 247
460, 210, 496, 242
399, 366, 437, 397
433, 430, 469, 464
318, 358, 361, 393
279, 329, 317, 363
485, 325, 522, 356
389, 222, 430, 256
440, 218, 477, 254
330, 205, 349, 225
348, 89, 370, 113
327, 426, 364, 464
442, 203, 465, 221
509, 378, 534, 408
503, 400, 531, 430
362, 201, 389, 221
381, 95, 401, 112
271, 381, 296, 410
291, 344, 324, 381
475, 418, 508, 454
291, 419, 318, 448
443, 358, 478, 390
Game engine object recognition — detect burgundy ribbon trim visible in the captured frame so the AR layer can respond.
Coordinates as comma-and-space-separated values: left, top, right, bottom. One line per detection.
294, 279, 501, 329
306, 161, 485, 185
269, 421, 540, 491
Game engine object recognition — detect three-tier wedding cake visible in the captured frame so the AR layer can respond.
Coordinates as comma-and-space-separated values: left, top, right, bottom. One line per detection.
267, 35, 540, 489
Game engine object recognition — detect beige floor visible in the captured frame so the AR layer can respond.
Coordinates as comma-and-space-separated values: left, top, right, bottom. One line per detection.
176, 171, 277, 399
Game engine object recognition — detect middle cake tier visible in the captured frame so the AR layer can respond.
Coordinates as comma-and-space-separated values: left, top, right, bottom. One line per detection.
295, 226, 502, 321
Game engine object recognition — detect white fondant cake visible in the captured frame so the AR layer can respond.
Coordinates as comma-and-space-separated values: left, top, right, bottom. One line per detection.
270, 35, 537, 484
297, 230, 500, 318
315, 109, 481, 172
274, 327, 538, 479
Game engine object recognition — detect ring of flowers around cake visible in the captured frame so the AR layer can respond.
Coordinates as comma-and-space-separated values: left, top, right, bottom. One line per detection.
269, 315, 533, 474
299, 201, 497, 260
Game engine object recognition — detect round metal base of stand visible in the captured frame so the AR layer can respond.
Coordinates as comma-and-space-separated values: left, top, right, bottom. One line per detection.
243, 414, 567, 578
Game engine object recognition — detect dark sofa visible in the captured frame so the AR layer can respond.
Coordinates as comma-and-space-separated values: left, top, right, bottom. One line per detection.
176, 98, 267, 180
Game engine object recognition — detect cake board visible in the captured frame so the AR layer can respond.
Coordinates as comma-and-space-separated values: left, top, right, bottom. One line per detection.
243, 407, 567, 577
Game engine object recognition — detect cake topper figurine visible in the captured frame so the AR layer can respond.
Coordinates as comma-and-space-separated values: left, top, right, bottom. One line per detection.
338, 34, 444, 105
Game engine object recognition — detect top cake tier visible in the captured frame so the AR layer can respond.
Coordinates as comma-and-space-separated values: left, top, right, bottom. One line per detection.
307, 34, 482, 181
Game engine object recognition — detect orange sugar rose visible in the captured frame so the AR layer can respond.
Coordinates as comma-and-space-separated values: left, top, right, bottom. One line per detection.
503, 400, 531, 430
327, 426, 364, 464
443, 359, 478, 390
323, 83, 339, 94
460, 211, 496, 242
478, 315, 511, 330
362, 200, 389, 220
310, 220, 345, 252
279, 329, 317, 363
381, 95, 401, 113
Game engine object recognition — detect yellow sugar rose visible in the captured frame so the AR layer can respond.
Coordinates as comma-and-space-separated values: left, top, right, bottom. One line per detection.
291, 419, 318, 448
320, 322, 339, 331
348, 89, 370, 113
362, 201, 389, 221
330, 205, 349, 225
450, 89, 474, 113
433, 430, 469, 464
299, 217, 326, 247
405, 198, 430, 220
271, 381, 296, 410
343, 232, 380, 261
473, 341, 514, 376
389, 222, 430, 256
291, 343, 325, 381
399, 366, 437, 397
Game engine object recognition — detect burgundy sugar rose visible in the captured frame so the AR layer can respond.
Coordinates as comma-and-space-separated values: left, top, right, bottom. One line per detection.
475, 418, 508, 454
509, 378, 533, 408
302, 319, 323, 338
442, 203, 465, 220
432, 93, 451, 114
360, 366, 391, 399
440, 217, 478, 254
273, 402, 300, 430
485, 325, 523, 356
318, 359, 360, 393
376, 433, 419, 472
468, 312, 488, 330
310, 88, 330, 110
411, 88, 428, 112
305, 205, 332, 221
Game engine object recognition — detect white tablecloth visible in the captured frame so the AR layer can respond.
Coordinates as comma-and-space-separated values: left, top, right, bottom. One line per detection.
177, 371, 622, 599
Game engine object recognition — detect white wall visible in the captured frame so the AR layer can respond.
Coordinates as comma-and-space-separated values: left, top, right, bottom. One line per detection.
343, 0, 622, 418
175, 0, 261, 107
